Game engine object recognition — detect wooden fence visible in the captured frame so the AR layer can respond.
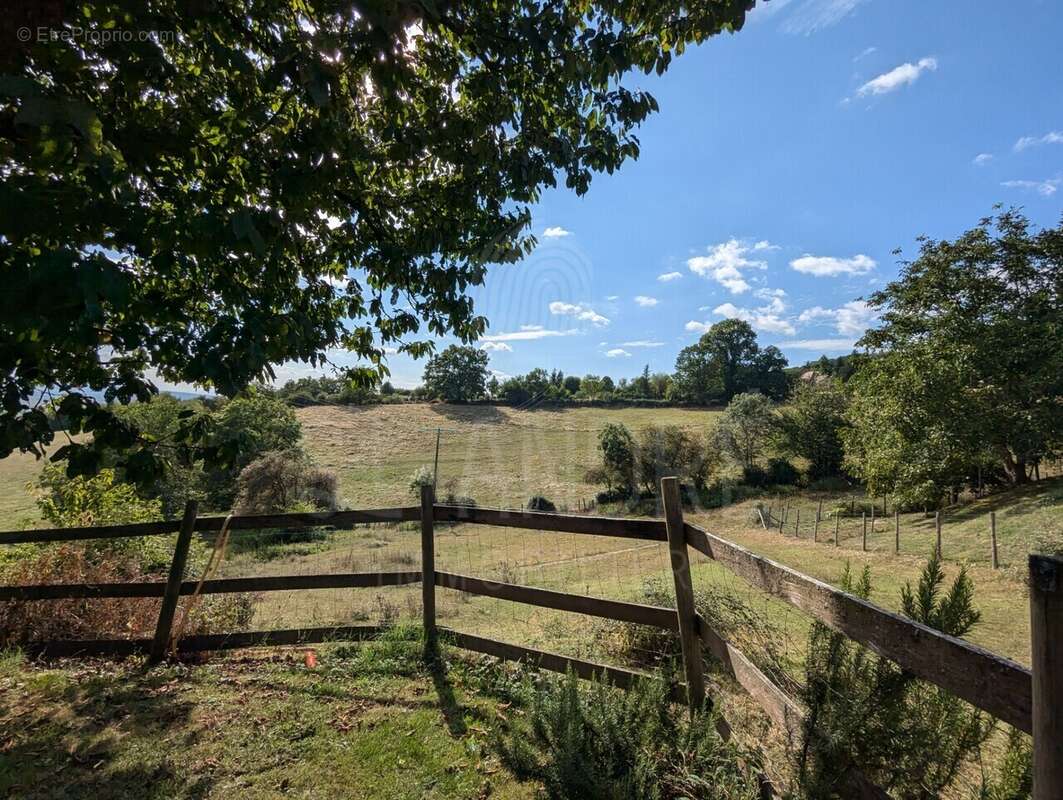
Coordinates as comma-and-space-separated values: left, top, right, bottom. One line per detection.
758, 501, 1026, 569
1, 480, 1060, 798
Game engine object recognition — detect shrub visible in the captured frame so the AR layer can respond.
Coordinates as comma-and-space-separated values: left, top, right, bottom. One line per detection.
600, 578, 792, 691
31, 463, 175, 571
740, 464, 769, 488
0, 544, 254, 645
775, 380, 847, 479
495, 670, 761, 800
597, 423, 636, 496
796, 556, 993, 798
978, 727, 1032, 800
203, 393, 303, 508
233, 451, 338, 514
634, 425, 712, 494
0, 545, 160, 645
766, 458, 800, 486
527, 495, 556, 512
34, 463, 162, 529
712, 392, 776, 470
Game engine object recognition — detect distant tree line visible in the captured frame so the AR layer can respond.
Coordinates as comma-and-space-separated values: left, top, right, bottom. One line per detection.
265, 210, 1061, 511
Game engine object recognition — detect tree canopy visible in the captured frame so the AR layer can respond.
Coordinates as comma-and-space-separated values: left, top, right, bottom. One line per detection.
422, 345, 489, 402
0, 0, 753, 480
672, 320, 788, 404
843, 209, 1063, 504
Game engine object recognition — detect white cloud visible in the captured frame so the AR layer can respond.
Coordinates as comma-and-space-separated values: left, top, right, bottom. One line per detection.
753, 287, 788, 314
753, 240, 779, 251
542, 226, 571, 238
687, 239, 770, 295
634, 295, 659, 307
657, 271, 683, 282
834, 300, 877, 335
1014, 131, 1063, 152
480, 342, 512, 352
972, 153, 993, 166
605, 348, 631, 358
778, 338, 859, 350
689, 288, 794, 335
606, 295, 619, 301
790, 253, 876, 277
1002, 178, 1060, 197
779, 0, 869, 34
797, 300, 877, 336
621, 340, 665, 348
712, 302, 796, 335
482, 328, 579, 342
854, 46, 877, 61
857, 57, 937, 97
549, 301, 610, 327
797, 306, 836, 323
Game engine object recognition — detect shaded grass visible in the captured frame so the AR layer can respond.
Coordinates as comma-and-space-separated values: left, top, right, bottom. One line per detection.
0, 635, 537, 800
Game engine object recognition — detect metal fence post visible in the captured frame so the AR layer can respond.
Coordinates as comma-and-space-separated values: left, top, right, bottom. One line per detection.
148, 500, 198, 664
1030, 554, 1063, 799
420, 484, 437, 657
661, 477, 705, 715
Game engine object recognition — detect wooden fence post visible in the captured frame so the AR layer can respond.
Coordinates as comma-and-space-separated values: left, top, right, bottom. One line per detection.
936, 511, 942, 558
148, 500, 198, 664
894, 509, 900, 555
861, 512, 867, 552
794, 509, 800, 538
814, 500, 822, 543
870, 504, 875, 535
834, 513, 840, 547
661, 477, 706, 715
420, 484, 437, 657
990, 512, 999, 570
1030, 554, 1063, 799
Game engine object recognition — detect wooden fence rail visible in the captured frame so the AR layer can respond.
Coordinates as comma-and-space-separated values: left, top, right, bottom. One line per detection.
0, 486, 1058, 796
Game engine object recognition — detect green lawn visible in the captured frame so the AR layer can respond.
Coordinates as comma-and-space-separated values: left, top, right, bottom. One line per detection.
0, 634, 538, 800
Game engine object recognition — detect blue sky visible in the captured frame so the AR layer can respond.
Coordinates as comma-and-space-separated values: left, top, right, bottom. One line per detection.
271, 0, 1063, 389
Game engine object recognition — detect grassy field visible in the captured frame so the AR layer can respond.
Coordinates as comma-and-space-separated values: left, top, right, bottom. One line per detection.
0, 402, 1054, 797
298, 402, 722, 509
0, 447, 47, 523
0, 633, 539, 800
2, 402, 1059, 670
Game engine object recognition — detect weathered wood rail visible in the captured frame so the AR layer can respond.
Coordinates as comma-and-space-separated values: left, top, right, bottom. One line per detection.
1, 483, 1059, 798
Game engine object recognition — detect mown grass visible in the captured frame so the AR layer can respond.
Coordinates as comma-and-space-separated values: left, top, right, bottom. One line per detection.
0, 632, 538, 800
297, 403, 723, 509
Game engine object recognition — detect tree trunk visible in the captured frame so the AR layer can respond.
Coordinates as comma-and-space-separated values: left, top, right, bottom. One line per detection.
999, 446, 1029, 485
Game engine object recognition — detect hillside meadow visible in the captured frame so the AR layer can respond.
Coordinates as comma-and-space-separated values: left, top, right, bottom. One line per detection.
1, 402, 1060, 669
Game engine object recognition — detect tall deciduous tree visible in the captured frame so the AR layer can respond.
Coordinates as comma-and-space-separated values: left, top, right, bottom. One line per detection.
713, 391, 776, 469
844, 210, 1063, 502
672, 320, 788, 404
776, 379, 848, 480
422, 345, 489, 402
0, 0, 753, 479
